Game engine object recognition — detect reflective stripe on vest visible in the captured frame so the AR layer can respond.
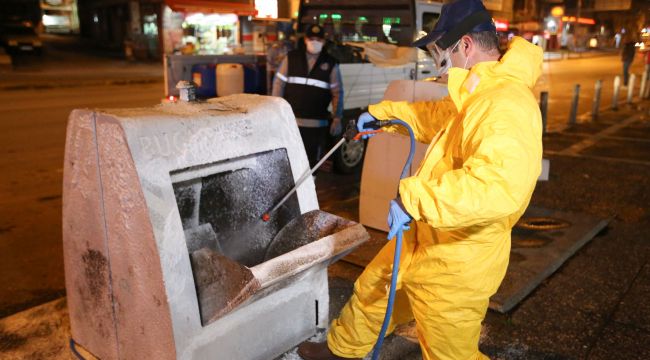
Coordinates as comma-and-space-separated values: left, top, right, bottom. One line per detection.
286, 76, 331, 90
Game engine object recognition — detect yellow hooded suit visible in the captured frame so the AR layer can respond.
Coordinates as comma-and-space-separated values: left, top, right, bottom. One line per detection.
328, 37, 544, 360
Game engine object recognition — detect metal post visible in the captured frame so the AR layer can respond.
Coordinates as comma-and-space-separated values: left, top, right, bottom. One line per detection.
612, 75, 620, 110
540, 91, 548, 134
639, 69, 648, 100
644, 66, 650, 99
569, 84, 580, 125
627, 73, 636, 104
592, 79, 602, 122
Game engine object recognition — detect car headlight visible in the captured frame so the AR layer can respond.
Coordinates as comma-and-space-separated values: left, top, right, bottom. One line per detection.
8, 40, 18, 46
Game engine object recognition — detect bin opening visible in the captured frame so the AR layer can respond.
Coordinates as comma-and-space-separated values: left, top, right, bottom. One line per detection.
171, 149, 360, 326
171, 148, 302, 325
171, 148, 300, 268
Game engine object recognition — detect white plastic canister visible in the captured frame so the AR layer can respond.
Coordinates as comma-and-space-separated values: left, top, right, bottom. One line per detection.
216, 63, 244, 97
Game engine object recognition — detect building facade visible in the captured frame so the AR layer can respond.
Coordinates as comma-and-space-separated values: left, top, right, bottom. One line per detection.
76, 0, 296, 60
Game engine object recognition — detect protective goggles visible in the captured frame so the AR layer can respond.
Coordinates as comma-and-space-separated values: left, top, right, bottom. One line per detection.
425, 39, 461, 76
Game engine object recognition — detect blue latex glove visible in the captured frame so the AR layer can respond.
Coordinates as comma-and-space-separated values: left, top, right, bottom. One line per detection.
357, 112, 378, 139
387, 198, 412, 240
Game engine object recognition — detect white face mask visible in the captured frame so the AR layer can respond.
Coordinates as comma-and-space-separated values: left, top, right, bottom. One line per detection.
306, 40, 324, 54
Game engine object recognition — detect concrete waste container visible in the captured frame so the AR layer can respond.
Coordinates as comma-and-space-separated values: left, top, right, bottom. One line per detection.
62, 94, 369, 359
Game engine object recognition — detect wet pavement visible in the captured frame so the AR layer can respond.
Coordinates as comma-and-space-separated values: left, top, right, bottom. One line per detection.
0, 34, 162, 91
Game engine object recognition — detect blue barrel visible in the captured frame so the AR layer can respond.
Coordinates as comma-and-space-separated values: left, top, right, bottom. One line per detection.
243, 63, 267, 95
191, 64, 217, 98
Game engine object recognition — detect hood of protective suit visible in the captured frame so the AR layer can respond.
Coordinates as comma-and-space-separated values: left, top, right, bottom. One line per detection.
447, 36, 543, 111
488, 36, 543, 88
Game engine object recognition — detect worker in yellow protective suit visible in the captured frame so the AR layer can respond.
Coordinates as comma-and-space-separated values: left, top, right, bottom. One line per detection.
297, 0, 543, 359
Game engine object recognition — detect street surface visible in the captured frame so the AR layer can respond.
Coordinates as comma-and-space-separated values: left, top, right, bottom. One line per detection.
0, 84, 162, 317
0, 35, 648, 359
1, 34, 161, 90
535, 52, 646, 131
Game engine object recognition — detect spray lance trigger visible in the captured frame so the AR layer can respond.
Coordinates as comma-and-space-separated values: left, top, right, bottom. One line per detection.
345, 119, 388, 142
366, 119, 390, 130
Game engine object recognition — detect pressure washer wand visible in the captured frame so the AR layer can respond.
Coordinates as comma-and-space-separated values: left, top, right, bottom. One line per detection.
262, 121, 383, 222
262, 137, 345, 222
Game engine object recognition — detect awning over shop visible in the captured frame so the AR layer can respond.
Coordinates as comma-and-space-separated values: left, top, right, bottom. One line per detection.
165, 0, 256, 16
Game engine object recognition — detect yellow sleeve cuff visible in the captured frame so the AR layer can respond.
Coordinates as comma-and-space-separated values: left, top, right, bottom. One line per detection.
398, 177, 423, 222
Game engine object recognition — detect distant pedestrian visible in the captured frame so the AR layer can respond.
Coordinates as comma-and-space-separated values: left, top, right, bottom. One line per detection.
621, 36, 637, 86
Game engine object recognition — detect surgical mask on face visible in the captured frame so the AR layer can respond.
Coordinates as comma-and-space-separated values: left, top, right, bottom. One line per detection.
306, 40, 323, 54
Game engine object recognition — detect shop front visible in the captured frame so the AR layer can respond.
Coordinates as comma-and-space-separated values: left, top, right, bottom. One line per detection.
162, 0, 295, 98
560, 16, 597, 50
162, 0, 256, 55
541, 6, 597, 51
40, 0, 80, 34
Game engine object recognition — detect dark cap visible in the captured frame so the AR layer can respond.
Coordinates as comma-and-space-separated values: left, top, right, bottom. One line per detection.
305, 24, 325, 39
413, 0, 496, 50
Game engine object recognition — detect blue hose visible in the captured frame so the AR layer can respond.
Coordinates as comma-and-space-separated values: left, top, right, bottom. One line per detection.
371, 119, 416, 360
70, 338, 86, 360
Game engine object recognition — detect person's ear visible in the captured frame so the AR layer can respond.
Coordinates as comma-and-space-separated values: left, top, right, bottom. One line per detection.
462, 35, 473, 57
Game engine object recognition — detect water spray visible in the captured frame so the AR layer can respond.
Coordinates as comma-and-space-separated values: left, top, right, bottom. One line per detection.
262, 121, 383, 222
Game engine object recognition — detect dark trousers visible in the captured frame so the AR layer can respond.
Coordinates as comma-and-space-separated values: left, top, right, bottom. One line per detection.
298, 126, 329, 169
623, 60, 633, 85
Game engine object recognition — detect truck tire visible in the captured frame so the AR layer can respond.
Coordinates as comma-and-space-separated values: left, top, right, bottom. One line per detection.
334, 138, 365, 174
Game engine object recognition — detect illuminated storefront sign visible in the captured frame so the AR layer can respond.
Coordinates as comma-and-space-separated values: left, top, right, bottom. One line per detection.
551, 6, 564, 17
255, 0, 277, 19
494, 19, 509, 31
166, 0, 255, 15
561, 16, 596, 25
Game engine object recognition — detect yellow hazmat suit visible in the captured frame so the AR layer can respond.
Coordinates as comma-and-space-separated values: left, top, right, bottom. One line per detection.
328, 37, 544, 360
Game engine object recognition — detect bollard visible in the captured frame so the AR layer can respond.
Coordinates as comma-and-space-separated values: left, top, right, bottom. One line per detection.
569, 84, 580, 125
612, 75, 620, 110
645, 69, 650, 99
592, 79, 602, 122
627, 74, 636, 104
540, 91, 548, 135
640, 70, 648, 100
